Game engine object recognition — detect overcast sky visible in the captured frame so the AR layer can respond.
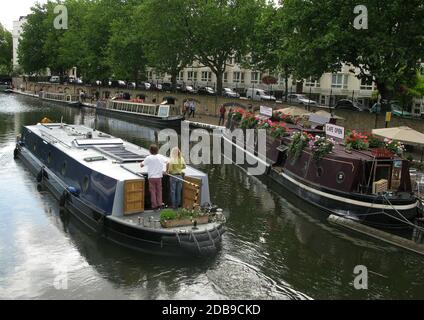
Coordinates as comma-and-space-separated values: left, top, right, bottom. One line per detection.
1, 0, 47, 31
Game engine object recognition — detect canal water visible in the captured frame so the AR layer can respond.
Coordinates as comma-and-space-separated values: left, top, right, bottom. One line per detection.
1, 93, 423, 300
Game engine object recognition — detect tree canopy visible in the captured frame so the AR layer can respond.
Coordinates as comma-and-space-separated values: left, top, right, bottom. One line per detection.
0, 23, 12, 75
15, 0, 424, 101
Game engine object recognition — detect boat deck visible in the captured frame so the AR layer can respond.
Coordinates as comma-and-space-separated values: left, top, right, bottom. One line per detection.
109, 211, 222, 233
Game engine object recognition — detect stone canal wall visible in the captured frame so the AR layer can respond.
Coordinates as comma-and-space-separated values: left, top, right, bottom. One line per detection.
12, 77, 424, 133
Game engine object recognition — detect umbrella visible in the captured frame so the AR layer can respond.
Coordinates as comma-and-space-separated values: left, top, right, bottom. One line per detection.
314, 110, 345, 120
276, 107, 311, 117
372, 126, 424, 146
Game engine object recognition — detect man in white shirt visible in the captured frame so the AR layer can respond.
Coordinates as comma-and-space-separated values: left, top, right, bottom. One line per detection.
141, 145, 165, 211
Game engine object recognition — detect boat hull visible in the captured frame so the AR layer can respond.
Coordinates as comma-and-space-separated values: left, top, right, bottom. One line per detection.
16, 144, 224, 257
269, 169, 418, 229
41, 97, 81, 107
222, 132, 418, 229
96, 107, 183, 129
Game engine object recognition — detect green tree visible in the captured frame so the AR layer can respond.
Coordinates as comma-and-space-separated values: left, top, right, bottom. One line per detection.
139, 0, 193, 90
175, 0, 263, 94
246, 4, 297, 99
18, 3, 50, 75
107, 3, 147, 84
282, 0, 424, 102
0, 23, 12, 75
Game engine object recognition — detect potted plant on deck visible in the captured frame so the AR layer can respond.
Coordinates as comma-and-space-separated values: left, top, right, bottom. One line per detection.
160, 208, 210, 228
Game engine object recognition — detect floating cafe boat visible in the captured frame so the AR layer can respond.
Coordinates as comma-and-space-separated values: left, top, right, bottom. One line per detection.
224, 107, 422, 231
39, 91, 81, 107
96, 98, 184, 128
14, 122, 225, 257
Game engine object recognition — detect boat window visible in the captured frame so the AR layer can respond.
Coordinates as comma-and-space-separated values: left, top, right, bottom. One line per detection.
336, 171, 345, 184
316, 166, 324, 177
61, 161, 67, 176
375, 165, 391, 182
82, 176, 90, 192
47, 152, 52, 164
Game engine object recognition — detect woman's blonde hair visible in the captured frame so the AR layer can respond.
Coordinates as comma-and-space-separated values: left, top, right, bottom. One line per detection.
169, 147, 182, 163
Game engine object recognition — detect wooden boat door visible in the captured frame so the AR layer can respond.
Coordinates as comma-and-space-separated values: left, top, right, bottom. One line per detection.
124, 179, 145, 215
183, 176, 202, 210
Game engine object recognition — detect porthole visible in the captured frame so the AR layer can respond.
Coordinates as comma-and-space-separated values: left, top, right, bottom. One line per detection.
61, 161, 67, 176
336, 171, 345, 184
316, 166, 324, 177
82, 176, 90, 192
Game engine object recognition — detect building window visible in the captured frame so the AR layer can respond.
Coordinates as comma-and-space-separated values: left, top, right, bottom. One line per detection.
305, 77, 320, 88
360, 78, 373, 90
201, 71, 212, 82
223, 72, 228, 83
147, 71, 153, 80
177, 71, 184, 81
233, 72, 244, 84
187, 71, 198, 82
331, 74, 348, 89
251, 72, 260, 84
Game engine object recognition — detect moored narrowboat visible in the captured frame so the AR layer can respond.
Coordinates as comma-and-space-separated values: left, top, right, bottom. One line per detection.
39, 91, 81, 107
224, 110, 419, 229
96, 99, 184, 129
15, 122, 225, 257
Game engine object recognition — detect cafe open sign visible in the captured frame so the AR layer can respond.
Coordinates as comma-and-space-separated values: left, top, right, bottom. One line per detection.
325, 124, 345, 140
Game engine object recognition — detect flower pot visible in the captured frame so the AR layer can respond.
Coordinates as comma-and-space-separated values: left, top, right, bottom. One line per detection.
160, 215, 210, 229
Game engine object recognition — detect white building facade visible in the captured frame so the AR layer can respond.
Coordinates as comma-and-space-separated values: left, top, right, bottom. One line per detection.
147, 61, 381, 108
12, 16, 27, 69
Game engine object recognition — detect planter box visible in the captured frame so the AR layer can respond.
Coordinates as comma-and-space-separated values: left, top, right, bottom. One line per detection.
161, 215, 210, 228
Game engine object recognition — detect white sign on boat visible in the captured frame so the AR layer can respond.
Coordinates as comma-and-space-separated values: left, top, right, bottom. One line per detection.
325, 123, 345, 140
260, 105, 273, 118
158, 105, 170, 118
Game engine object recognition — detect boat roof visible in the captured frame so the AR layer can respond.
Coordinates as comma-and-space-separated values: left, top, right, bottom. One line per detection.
25, 123, 207, 181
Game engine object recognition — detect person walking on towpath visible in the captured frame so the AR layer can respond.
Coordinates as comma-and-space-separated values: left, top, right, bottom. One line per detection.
141, 145, 165, 211
218, 105, 226, 126
189, 100, 196, 118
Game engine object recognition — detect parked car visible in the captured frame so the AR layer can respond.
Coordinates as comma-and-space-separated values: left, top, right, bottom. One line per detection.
370, 100, 413, 117
127, 82, 136, 89
149, 83, 163, 91
222, 88, 240, 98
49, 76, 60, 83
335, 99, 367, 112
182, 85, 198, 94
198, 86, 216, 96
137, 82, 151, 90
287, 94, 318, 106
246, 88, 276, 101
109, 80, 127, 88
160, 82, 174, 92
